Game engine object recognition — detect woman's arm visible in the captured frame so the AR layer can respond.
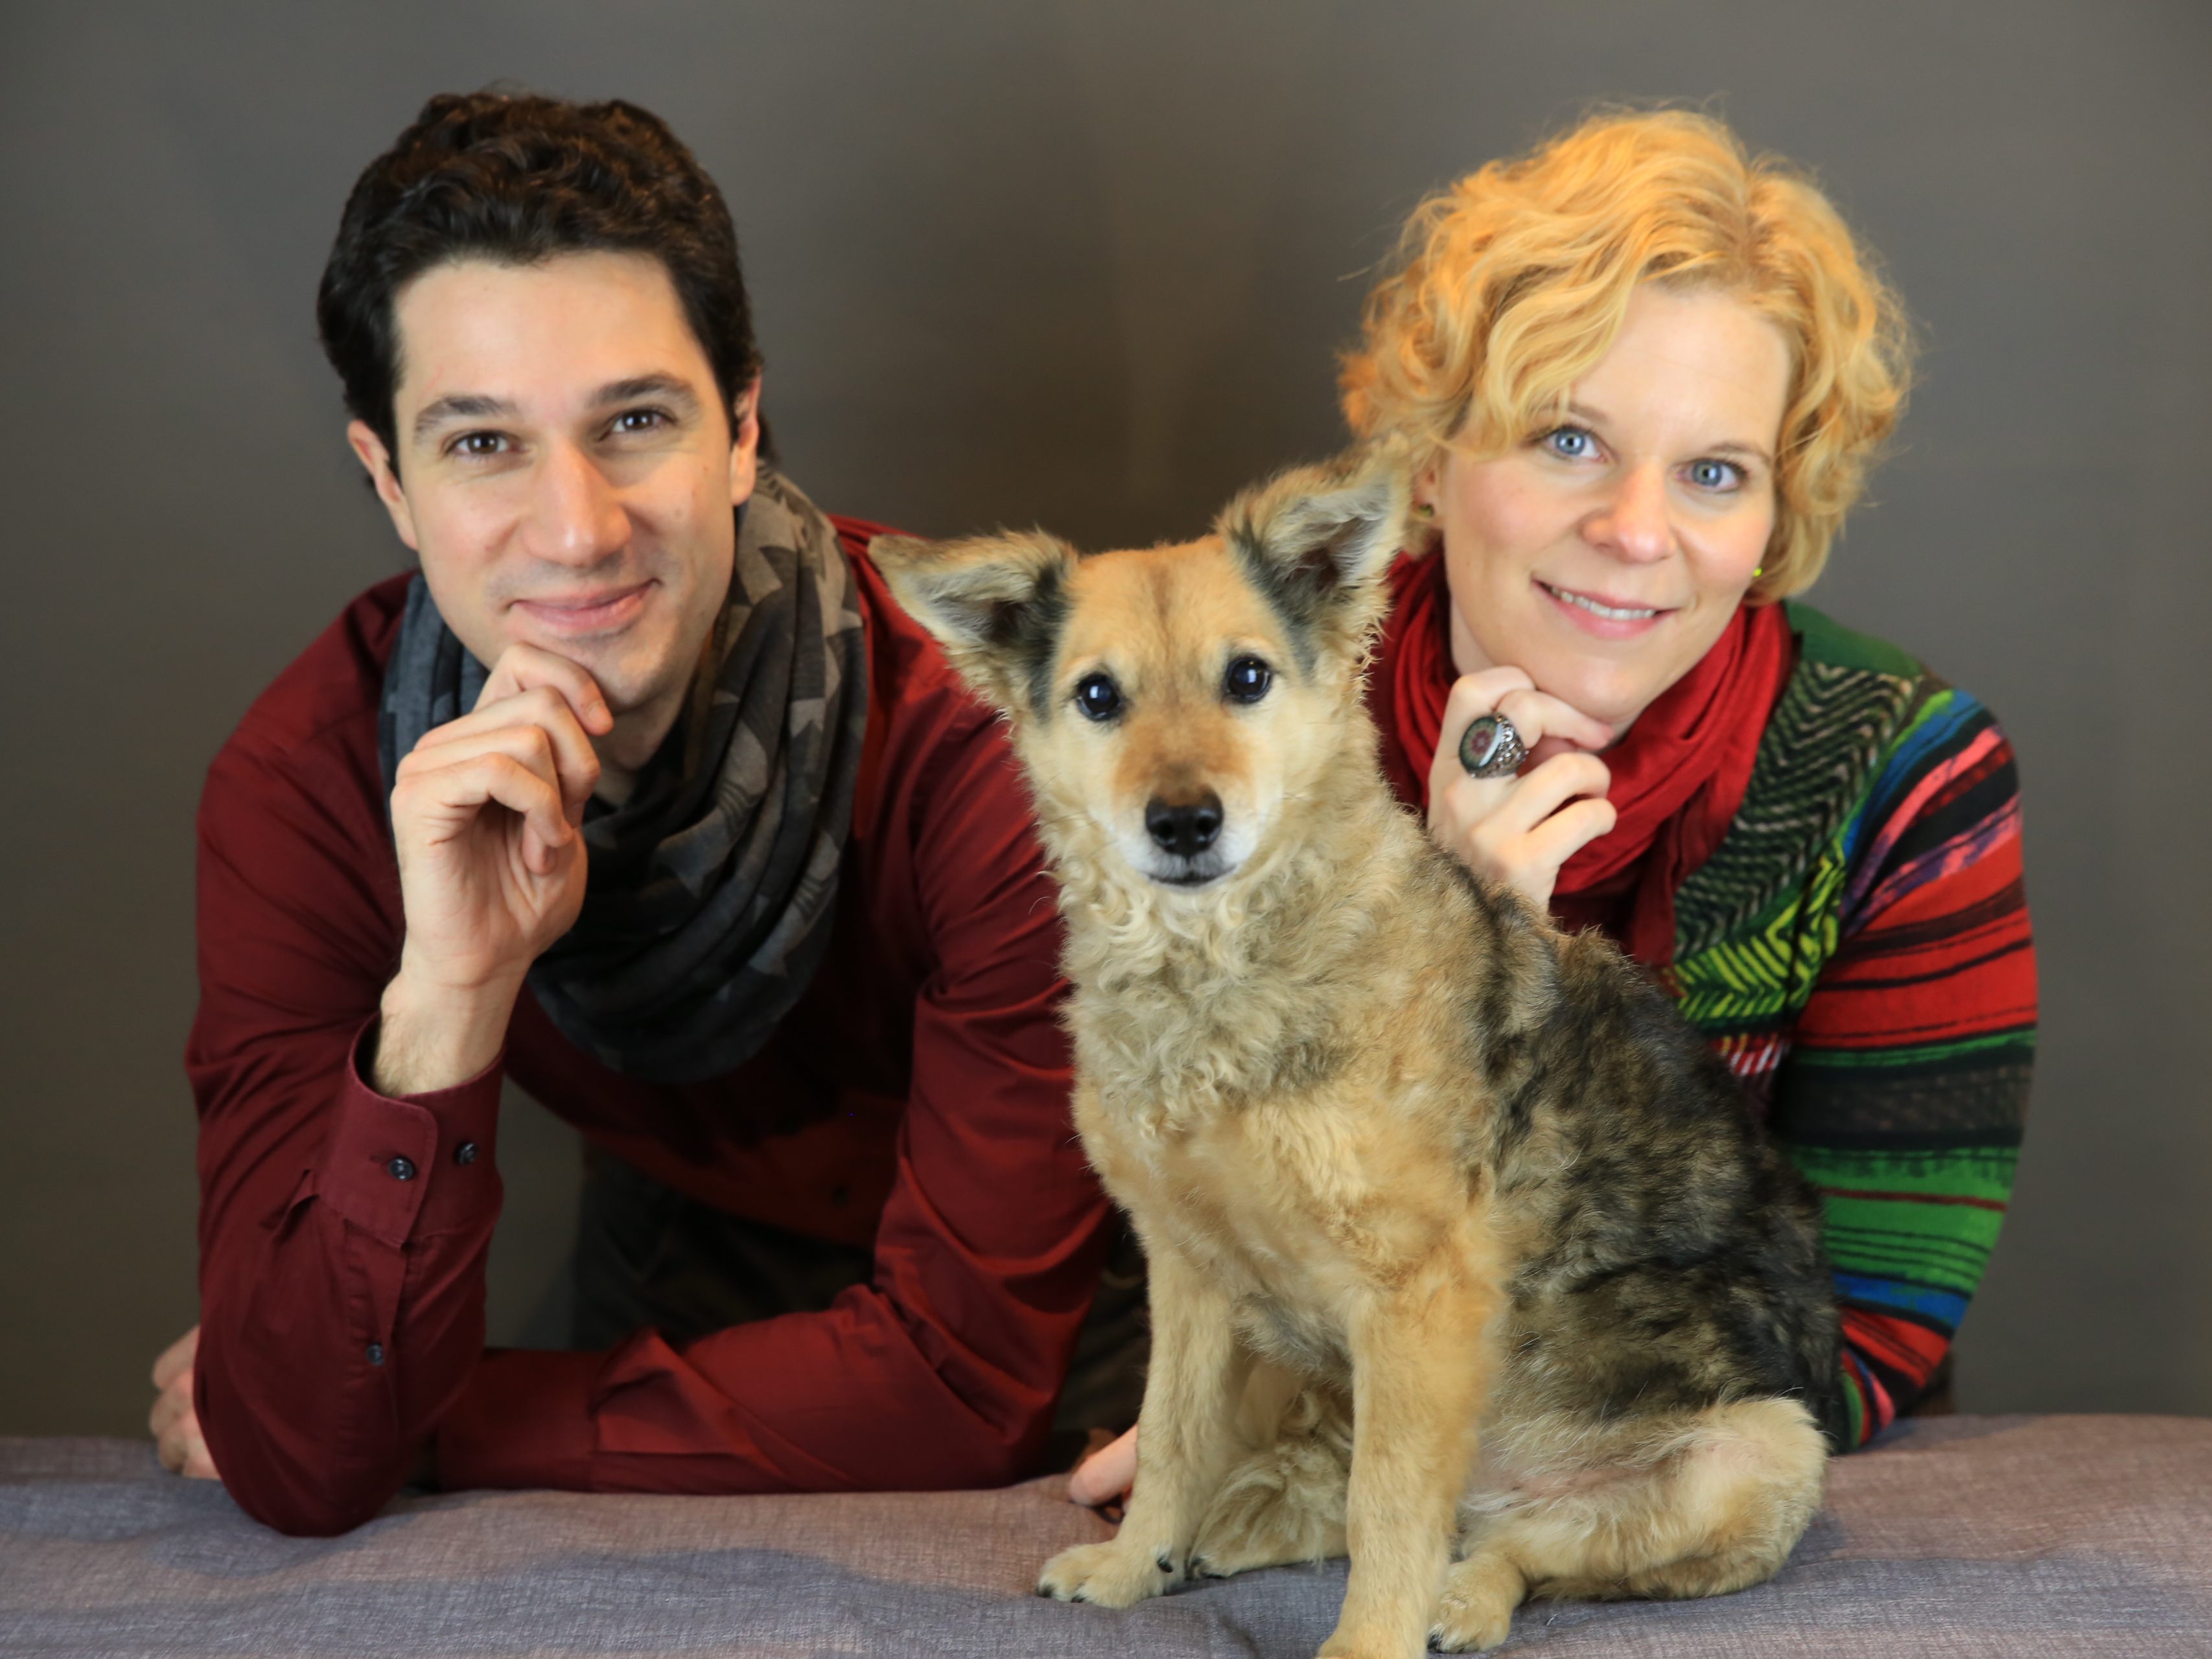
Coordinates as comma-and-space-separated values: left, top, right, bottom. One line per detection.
1771, 689, 2036, 1444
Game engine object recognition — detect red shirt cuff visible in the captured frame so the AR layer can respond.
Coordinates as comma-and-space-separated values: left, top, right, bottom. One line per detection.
313, 1017, 506, 1247
436, 1347, 602, 1492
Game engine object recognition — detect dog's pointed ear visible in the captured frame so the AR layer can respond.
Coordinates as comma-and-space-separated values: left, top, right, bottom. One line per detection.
1220, 452, 1414, 666
870, 531, 1077, 720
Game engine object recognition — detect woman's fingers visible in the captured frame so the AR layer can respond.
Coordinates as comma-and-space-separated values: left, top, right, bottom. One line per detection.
1426, 669, 1614, 804
1068, 1424, 1138, 1507
1472, 750, 1613, 840
1519, 794, 1620, 874
1495, 686, 1614, 756
1426, 669, 1533, 802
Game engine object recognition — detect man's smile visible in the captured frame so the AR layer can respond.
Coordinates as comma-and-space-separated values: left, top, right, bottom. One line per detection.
508, 579, 656, 636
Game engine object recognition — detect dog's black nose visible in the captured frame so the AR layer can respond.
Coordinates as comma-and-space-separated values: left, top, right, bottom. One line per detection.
1145, 792, 1223, 857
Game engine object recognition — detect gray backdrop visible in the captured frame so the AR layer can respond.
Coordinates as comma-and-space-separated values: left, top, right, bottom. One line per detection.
3, 0, 2207, 1439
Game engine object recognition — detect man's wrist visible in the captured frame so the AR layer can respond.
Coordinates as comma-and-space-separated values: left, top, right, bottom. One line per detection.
372, 966, 520, 1097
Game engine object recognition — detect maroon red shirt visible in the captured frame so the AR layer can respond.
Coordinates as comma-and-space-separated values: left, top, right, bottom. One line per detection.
188, 520, 1109, 1536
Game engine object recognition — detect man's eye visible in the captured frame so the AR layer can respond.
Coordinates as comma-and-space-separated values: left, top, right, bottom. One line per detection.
1687, 458, 1745, 491
612, 408, 669, 435
452, 432, 508, 458
1075, 673, 1123, 721
1543, 426, 1596, 459
1224, 656, 1272, 704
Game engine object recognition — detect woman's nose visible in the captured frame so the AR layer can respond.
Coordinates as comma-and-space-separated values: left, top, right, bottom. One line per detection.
522, 441, 629, 566
1585, 461, 1674, 563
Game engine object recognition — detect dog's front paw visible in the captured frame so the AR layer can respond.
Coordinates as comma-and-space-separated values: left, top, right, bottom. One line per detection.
1036, 1539, 1178, 1607
1430, 1550, 1525, 1652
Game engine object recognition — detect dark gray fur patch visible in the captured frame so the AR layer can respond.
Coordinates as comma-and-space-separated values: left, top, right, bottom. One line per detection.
980, 557, 1069, 721
1228, 529, 1327, 677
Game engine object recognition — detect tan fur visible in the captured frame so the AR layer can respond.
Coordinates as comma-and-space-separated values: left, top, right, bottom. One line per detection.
872, 457, 1830, 1658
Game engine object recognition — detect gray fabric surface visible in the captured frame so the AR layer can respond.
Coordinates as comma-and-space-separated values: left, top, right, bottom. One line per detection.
3, 1415, 2207, 1656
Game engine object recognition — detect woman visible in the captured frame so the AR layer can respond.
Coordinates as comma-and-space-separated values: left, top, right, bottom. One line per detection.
1074, 108, 2033, 1504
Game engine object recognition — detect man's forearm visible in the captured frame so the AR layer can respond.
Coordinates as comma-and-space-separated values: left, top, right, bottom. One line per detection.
372, 966, 520, 1095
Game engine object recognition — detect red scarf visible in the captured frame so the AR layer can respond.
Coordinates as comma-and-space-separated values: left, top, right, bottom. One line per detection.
1368, 553, 1794, 968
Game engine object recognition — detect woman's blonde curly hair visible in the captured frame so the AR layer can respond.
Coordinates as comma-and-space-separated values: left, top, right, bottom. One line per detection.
1340, 109, 1913, 601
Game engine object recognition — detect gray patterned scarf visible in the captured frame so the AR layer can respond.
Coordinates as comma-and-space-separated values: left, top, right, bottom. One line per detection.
378, 469, 868, 1084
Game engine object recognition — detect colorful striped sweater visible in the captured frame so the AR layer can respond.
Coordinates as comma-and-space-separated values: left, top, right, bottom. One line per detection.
1662, 602, 2034, 1445
1371, 599, 2036, 1448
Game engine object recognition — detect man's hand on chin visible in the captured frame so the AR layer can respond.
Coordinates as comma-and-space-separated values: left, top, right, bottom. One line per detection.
150, 1326, 218, 1481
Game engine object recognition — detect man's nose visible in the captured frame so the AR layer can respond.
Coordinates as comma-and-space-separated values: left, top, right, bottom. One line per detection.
522, 441, 629, 566
1585, 461, 1673, 563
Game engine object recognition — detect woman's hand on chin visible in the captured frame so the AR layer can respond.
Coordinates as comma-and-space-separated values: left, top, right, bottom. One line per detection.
1425, 667, 1618, 911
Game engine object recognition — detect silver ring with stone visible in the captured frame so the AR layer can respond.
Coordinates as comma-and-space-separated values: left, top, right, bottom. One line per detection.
1458, 712, 1528, 780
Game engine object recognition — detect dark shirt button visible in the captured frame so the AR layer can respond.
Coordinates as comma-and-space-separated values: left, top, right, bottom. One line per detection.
366, 1342, 385, 1366
453, 1142, 478, 1166
386, 1155, 416, 1182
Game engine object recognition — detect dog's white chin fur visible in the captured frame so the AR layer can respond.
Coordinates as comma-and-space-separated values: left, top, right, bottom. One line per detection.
1146, 866, 1236, 892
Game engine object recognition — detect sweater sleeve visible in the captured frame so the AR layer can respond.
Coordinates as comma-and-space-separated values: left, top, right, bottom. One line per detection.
1769, 689, 2036, 1446
432, 708, 1111, 1495
187, 732, 508, 1537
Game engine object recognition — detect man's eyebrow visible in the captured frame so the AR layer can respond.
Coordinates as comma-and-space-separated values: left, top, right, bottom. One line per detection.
592, 373, 703, 410
412, 393, 517, 443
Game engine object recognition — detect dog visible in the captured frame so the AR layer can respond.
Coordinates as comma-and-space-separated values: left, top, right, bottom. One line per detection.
872, 453, 1843, 1658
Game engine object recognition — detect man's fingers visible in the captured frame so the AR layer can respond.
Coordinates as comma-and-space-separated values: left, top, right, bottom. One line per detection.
181, 1435, 218, 1481
397, 749, 576, 864
148, 1374, 191, 1440
151, 1326, 198, 1391
1068, 1424, 1138, 1507
157, 1408, 218, 1481
408, 688, 601, 818
475, 642, 615, 736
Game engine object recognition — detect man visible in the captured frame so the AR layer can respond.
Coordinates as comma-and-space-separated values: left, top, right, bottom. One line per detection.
149, 91, 1134, 1536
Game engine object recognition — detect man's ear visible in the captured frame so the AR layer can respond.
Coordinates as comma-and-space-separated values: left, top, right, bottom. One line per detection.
869, 531, 1077, 721
728, 372, 763, 507
1220, 450, 1412, 667
346, 420, 421, 553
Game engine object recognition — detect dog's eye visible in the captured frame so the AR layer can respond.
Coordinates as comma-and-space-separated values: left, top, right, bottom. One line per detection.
1074, 673, 1123, 721
1224, 656, 1273, 704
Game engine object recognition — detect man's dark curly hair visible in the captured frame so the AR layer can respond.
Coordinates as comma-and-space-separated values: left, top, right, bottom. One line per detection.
317, 90, 763, 465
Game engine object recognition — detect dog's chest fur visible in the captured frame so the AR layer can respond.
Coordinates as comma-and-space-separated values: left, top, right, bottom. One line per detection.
1064, 824, 1506, 1382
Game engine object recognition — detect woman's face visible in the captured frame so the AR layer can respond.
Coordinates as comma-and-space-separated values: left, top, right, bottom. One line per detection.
1423, 283, 1793, 736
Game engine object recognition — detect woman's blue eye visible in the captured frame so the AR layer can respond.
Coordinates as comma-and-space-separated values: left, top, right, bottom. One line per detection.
1688, 458, 1744, 491
1544, 427, 1594, 459
1224, 656, 1272, 704
1075, 673, 1123, 721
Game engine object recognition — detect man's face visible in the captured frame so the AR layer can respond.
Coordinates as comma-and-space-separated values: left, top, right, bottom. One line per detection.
350, 250, 755, 719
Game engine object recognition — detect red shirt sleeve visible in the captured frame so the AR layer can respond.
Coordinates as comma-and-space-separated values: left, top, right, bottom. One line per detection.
432, 683, 1112, 1495
188, 707, 509, 1536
